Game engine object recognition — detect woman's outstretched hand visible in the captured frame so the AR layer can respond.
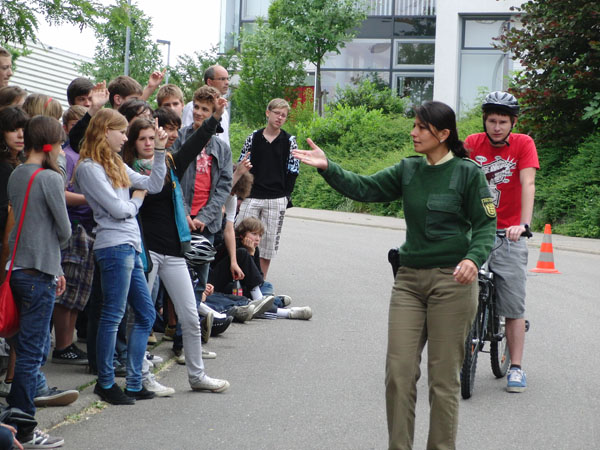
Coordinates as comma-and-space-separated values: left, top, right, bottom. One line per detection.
292, 138, 329, 171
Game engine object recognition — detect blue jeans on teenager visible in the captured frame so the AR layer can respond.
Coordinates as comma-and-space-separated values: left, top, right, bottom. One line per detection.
7, 270, 56, 417
94, 244, 155, 391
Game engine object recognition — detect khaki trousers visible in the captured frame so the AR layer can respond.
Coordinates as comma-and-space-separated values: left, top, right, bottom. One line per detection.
386, 267, 477, 450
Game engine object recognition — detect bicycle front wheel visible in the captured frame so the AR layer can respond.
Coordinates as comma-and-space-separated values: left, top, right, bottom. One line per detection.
460, 318, 480, 399
490, 314, 511, 377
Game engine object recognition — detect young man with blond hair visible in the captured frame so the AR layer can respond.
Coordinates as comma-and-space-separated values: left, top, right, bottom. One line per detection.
157, 84, 185, 118
235, 98, 299, 278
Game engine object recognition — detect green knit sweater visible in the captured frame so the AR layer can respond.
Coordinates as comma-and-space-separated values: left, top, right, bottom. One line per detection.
320, 155, 496, 269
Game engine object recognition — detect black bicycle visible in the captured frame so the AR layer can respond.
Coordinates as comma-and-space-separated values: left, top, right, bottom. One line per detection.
460, 227, 532, 399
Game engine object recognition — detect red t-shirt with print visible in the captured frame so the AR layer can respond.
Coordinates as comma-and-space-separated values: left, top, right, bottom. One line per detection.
190, 148, 213, 216
465, 133, 539, 229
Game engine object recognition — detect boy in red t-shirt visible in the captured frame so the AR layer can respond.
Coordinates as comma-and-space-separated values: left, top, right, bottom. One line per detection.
465, 91, 539, 393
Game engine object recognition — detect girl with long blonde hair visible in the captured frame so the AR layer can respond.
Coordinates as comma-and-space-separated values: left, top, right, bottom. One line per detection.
74, 108, 168, 405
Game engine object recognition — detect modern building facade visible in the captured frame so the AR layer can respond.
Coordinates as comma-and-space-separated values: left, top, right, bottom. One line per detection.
9, 41, 93, 111
220, 0, 523, 114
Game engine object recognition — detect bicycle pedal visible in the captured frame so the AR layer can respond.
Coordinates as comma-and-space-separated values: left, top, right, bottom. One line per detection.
492, 333, 505, 341
525, 320, 530, 332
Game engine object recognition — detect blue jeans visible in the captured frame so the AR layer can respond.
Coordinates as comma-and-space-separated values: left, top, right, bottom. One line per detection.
7, 270, 56, 416
94, 244, 155, 391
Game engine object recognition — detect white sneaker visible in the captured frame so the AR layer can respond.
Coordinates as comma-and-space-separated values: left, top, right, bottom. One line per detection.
250, 295, 275, 317
288, 306, 312, 320
202, 349, 217, 359
143, 374, 175, 397
175, 350, 186, 365
190, 375, 230, 393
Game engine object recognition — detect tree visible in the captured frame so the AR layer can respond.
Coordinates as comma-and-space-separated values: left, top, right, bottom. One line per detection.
0, 0, 102, 47
234, 20, 306, 126
169, 45, 239, 103
268, 0, 368, 115
498, 0, 600, 153
78, 0, 162, 86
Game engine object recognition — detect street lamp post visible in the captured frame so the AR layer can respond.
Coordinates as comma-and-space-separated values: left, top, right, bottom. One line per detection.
157, 39, 171, 84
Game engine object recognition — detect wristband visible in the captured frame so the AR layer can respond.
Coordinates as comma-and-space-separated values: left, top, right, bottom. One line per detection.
154, 147, 165, 151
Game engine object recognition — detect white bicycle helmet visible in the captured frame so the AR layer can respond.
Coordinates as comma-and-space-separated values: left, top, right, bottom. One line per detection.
482, 91, 520, 116
184, 235, 217, 266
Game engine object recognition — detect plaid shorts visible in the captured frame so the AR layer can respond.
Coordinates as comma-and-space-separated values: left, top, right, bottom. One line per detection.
236, 197, 287, 260
56, 224, 95, 311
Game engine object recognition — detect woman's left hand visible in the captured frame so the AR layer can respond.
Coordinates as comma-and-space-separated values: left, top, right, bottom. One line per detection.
56, 276, 66, 296
453, 259, 478, 284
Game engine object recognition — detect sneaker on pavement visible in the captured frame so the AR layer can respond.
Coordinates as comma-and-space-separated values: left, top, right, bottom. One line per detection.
143, 374, 175, 397
21, 428, 64, 449
201, 311, 213, 344
288, 306, 312, 320
0, 381, 11, 397
52, 343, 88, 365
231, 304, 255, 323
279, 294, 292, 307
94, 383, 135, 405
124, 386, 156, 400
202, 349, 217, 359
211, 315, 233, 337
34, 387, 79, 407
190, 375, 230, 393
173, 349, 186, 365
250, 296, 275, 317
506, 367, 527, 393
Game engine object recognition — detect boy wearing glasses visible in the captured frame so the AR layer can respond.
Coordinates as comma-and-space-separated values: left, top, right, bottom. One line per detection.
235, 98, 299, 279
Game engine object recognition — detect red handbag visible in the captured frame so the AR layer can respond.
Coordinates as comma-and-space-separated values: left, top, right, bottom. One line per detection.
0, 168, 44, 338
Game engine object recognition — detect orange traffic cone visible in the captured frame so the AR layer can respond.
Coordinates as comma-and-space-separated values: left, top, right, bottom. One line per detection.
530, 224, 560, 273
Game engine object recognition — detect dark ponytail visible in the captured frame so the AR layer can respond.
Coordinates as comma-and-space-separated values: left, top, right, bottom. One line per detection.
414, 101, 468, 158
24, 116, 65, 173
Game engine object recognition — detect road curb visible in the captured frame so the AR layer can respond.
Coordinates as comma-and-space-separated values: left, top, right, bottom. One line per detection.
286, 207, 600, 256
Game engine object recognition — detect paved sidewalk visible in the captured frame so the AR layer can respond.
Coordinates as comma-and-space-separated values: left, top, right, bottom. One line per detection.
14, 207, 600, 435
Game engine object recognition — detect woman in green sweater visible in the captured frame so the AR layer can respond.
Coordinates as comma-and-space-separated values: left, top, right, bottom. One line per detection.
293, 101, 496, 450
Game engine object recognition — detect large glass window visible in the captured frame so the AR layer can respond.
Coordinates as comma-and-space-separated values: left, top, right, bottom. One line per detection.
320, 71, 390, 104
463, 19, 507, 49
394, 73, 433, 105
395, 40, 435, 67
394, 17, 436, 37
458, 17, 512, 114
323, 40, 392, 70
241, 0, 272, 20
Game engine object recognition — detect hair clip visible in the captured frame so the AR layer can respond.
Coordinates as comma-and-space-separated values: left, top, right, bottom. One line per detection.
42, 144, 53, 152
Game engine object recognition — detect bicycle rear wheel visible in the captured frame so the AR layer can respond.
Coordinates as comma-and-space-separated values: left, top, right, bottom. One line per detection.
460, 316, 480, 399
490, 314, 511, 377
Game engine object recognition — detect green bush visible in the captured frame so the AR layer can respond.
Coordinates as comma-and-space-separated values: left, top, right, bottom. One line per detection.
291, 104, 414, 216
534, 132, 600, 237
331, 75, 410, 115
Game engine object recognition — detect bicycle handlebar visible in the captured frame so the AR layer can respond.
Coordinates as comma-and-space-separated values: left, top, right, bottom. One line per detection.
496, 224, 533, 239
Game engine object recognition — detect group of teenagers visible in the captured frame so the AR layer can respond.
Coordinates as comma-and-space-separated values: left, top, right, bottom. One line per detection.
0, 48, 311, 449
1, 43, 539, 450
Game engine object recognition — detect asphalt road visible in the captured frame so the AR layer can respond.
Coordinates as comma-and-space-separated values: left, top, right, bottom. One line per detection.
44, 211, 600, 450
